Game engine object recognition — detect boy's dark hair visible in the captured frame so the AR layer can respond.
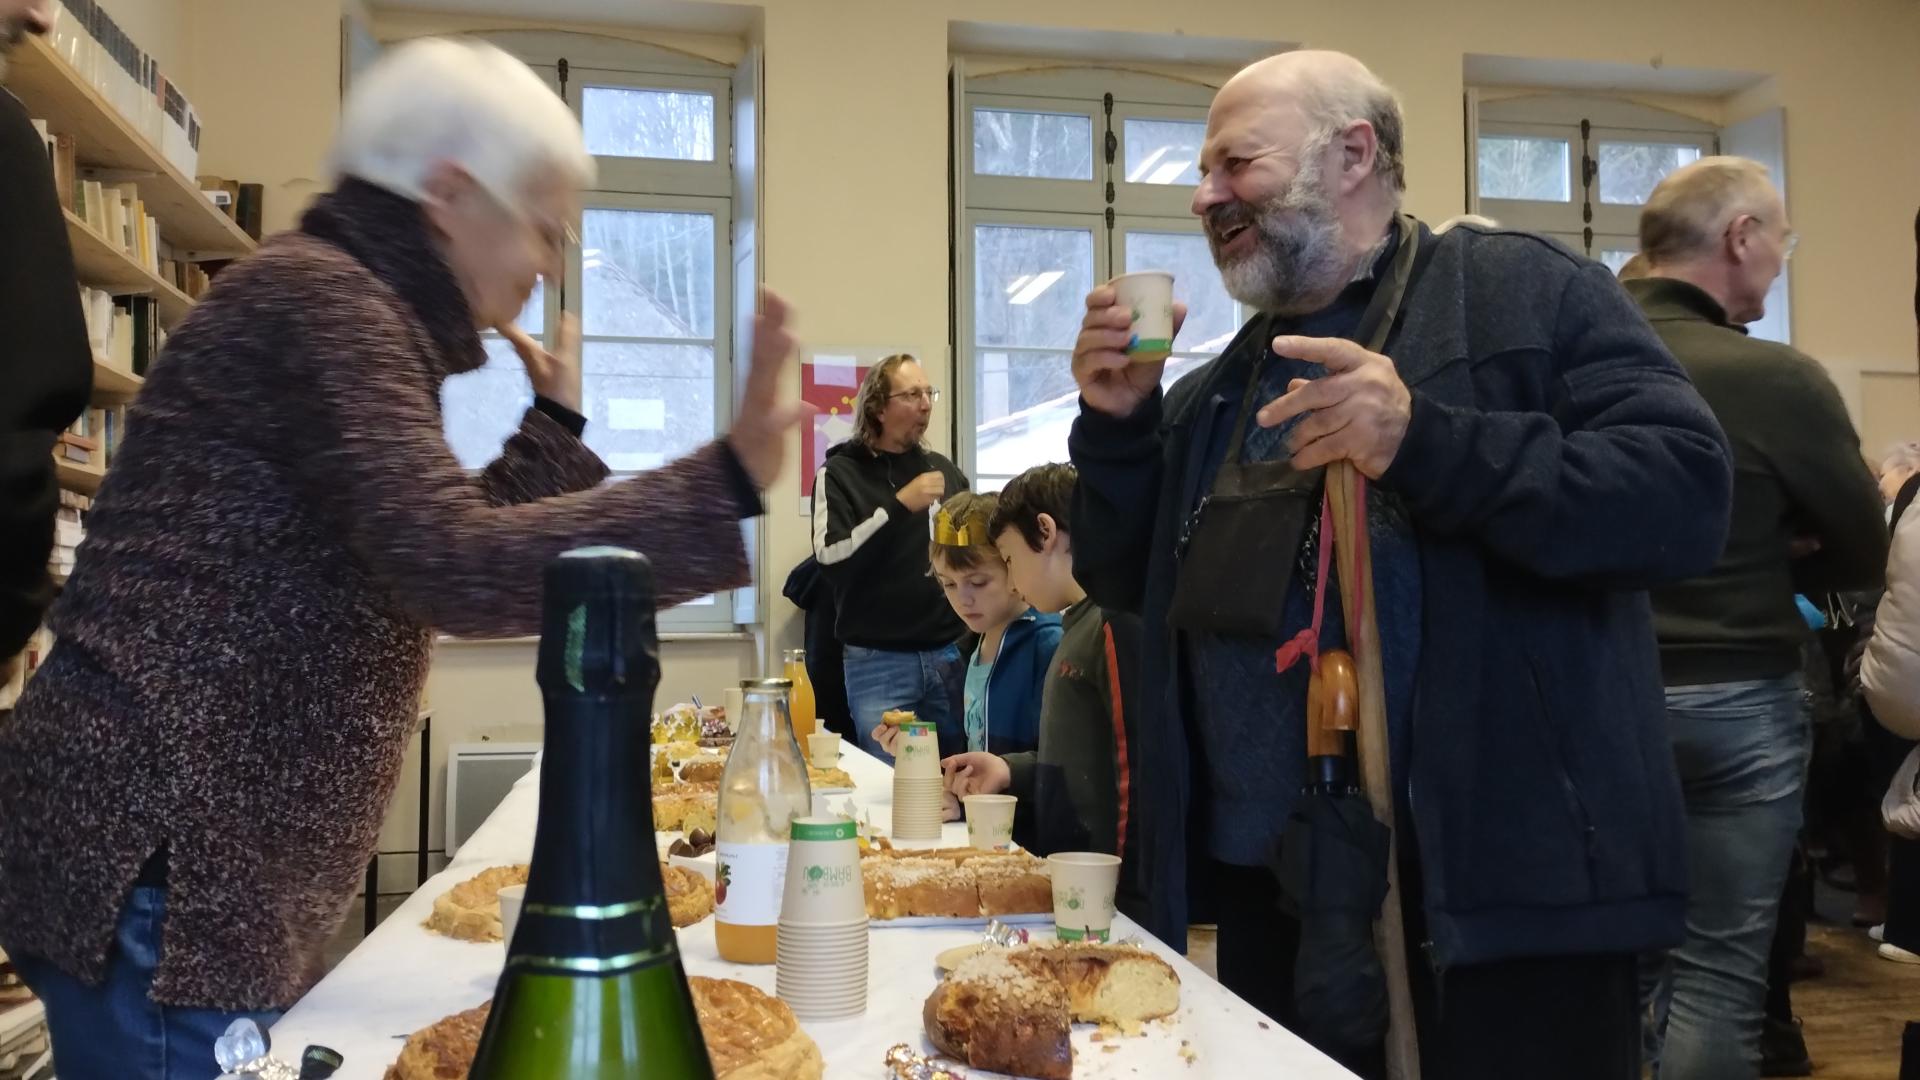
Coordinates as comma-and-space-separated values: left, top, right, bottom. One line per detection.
989, 463, 1077, 553
929, 491, 1002, 574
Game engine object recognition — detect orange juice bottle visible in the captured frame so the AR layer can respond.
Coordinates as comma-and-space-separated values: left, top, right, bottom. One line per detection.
785, 649, 817, 740
714, 678, 811, 964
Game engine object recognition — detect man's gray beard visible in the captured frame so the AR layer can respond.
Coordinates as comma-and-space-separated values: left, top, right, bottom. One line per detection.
1214, 168, 1352, 317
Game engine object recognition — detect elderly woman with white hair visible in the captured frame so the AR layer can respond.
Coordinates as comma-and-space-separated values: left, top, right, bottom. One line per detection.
0, 38, 800, 1076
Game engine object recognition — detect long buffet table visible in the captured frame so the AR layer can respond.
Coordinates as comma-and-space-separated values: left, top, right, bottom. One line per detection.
272, 743, 1355, 1079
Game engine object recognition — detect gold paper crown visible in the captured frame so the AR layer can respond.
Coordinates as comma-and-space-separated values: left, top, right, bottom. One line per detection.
933, 506, 983, 547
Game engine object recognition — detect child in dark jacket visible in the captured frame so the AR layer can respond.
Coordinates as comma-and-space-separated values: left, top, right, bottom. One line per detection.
876, 493, 1059, 815
940, 465, 1146, 920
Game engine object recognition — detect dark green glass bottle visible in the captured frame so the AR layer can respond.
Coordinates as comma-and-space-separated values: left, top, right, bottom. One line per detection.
468, 547, 716, 1079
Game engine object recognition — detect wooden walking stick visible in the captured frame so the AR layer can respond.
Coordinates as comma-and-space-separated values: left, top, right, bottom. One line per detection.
1327, 458, 1422, 1080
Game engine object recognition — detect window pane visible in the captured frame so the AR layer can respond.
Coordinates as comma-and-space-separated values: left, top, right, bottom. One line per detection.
511, 279, 544, 336
1598, 249, 1638, 275
1476, 136, 1570, 202
974, 225, 1094, 351
581, 342, 716, 473
582, 209, 715, 338
973, 109, 1093, 180
1123, 231, 1242, 353
1123, 119, 1205, 186
442, 339, 533, 469
582, 86, 715, 161
1597, 142, 1702, 206
975, 349, 1077, 490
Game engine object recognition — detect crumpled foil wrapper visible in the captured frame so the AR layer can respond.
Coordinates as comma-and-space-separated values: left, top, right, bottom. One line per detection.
214, 1019, 341, 1080
885, 1043, 968, 1079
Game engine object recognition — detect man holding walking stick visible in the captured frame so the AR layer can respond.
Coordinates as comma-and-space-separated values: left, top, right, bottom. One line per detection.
1067, 49, 1733, 1080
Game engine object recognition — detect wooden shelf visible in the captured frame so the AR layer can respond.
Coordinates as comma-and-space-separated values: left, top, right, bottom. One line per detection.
9, 33, 255, 259
64, 210, 194, 326
54, 456, 105, 496
91, 358, 143, 403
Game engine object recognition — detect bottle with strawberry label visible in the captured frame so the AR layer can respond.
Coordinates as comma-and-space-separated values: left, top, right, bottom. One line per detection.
714, 677, 811, 964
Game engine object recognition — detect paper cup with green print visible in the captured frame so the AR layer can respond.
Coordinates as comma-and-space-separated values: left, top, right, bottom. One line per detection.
963, 794, 1018, 852
1112, 271, 1175, 364
894, 722, 942, 779
1048, 851, 1122, 942
779, 816, 868, 924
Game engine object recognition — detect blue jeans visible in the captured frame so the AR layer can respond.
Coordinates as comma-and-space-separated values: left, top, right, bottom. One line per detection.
1642, 676, 1809, 1080
843, 643, 963, 761
10, 887, 282, 1080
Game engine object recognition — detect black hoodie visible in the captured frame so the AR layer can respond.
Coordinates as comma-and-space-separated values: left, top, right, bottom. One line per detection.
810, 440, 968, 650
1, 89, 92, 656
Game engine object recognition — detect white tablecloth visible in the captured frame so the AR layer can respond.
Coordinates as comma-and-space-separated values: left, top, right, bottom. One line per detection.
272, 744, 1355, 1079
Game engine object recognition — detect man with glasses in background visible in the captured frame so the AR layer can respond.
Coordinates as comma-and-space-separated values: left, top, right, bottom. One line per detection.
812, 354, 971, 760
1628, 156, 1888, 1079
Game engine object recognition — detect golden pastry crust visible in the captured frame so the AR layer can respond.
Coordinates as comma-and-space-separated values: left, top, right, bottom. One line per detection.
382, 1002, 489, 1080
923, 943, 1181, 1079
383, 979, 824, 1080
860, 849, 1051, 919
422, 865, 529, 942
880, 709, 917, 727
662, 862, 715, 927
806, 764, 855, 789
690, 975, 825, 1079
678, 752, 728, 783
652, 781, 719, 834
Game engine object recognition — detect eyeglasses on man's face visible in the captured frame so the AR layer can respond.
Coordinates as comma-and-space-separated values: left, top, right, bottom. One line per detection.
889, 387, 941, 405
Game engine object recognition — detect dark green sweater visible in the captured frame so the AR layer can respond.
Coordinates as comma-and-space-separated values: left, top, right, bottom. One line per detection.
1629, 277, 1887, 686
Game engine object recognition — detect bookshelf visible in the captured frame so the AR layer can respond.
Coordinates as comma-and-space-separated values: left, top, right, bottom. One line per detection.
91, 358, 143, 403
64, 210, 194, 326
54, 457, 105, 497
7, 33, 253, 259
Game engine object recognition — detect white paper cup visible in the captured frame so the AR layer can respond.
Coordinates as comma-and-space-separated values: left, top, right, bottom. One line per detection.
962, 794, 1018, 851
780, 817, 867, 924
1111, 271, 1175, 364
808, 731, 842, 769
776, 917, 869, 1020
496, 883, 525, 944
1048, 852, 1122, 942
893, 723, 942, 779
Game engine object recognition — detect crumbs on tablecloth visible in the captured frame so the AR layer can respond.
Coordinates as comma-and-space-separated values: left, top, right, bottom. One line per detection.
1257, 1020, 1270, 1030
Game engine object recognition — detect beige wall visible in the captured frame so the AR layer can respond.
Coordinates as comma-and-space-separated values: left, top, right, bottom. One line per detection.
108, 0, 1920, 883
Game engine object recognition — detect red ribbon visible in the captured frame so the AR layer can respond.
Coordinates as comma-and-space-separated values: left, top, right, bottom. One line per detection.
1275, 477, 1370, 676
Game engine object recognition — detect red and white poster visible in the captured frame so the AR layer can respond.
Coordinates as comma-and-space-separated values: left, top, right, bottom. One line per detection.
799, 352, 870, 501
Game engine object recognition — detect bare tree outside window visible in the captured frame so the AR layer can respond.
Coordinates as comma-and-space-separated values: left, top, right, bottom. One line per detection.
973, 109, 1093, 180
1477, 135, 1571, 202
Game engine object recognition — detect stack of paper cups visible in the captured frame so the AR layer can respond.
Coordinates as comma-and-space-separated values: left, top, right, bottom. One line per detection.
891, 722, 945, 841
775, 817, 869, 1020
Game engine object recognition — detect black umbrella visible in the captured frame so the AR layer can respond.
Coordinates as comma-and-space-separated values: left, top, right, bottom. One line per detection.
1272, 647, 1391, 1076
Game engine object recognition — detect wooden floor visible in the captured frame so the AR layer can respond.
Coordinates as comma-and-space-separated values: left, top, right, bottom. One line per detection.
1185, 917, 1917, 1078
1795, 921, 1917, 1079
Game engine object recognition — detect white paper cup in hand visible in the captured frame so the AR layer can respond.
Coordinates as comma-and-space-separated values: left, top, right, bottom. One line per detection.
808, 731, 842, 769
1111, 271, 1175, 364
962, 794, 1018, 851
893, 723, 942, 780
1048, 852, 1122, 942
497, 884, 525, 944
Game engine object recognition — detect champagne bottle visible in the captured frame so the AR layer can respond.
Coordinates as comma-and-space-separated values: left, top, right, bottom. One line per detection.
469, 547, 716, 1079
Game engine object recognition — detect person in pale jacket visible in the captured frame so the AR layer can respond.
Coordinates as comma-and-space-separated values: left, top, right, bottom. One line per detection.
1859, 463, 1920, 968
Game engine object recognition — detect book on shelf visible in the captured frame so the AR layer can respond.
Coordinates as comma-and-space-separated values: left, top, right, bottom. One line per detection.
50, 134, 77, 213
235, 183, 263, 241
49, 0, 201, 177
78, 407, 128, 466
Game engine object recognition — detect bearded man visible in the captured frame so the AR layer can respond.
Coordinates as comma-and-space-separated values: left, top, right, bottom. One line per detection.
1067, 50, 1733, 1080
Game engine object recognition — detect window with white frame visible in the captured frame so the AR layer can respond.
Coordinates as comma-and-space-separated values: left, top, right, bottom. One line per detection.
1471, 93, 1792, 345
441, 44, 737, 629
1473, 96, 1717, 267
958, 69, 1246, 491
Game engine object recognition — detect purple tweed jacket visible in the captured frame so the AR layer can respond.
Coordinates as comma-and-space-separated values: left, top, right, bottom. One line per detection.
0, 180, 752, 1009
